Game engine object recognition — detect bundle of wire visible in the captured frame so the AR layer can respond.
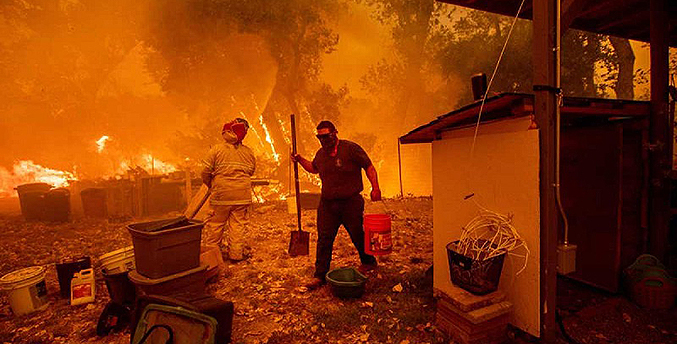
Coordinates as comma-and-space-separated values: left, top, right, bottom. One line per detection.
458, 204, 530, 275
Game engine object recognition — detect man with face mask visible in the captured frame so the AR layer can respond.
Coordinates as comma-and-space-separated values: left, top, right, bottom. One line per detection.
201, 118, 256, 262
291, 120, 381, 289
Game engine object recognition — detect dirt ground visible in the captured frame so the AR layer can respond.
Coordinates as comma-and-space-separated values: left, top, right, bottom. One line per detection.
0, 197, 675, 344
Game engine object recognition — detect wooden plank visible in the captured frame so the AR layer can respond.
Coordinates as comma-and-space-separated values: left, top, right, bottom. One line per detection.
561, 106, 649, 117
184, 184, 211, 219
434, 287, 506, 313
560, 124, 623, 292
649, 0, 671, 263
532, 0, 558, 340
620, 125, 647, 271
561, 0, 592, 31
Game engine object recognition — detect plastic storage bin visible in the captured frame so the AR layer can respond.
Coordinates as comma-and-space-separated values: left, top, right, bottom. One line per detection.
127, 218, 203, 279
132, 294, 234, 344
100, 246, 135, 275
128, 265, 207, 298
131, 304, 217, 344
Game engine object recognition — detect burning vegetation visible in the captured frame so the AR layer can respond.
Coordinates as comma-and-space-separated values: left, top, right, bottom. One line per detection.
0, 0, 666, 201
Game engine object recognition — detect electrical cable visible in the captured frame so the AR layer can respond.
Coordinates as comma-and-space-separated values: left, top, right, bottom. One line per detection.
556, 308, 581, 344
461, 0, 530, 275
469, 0, 528, 159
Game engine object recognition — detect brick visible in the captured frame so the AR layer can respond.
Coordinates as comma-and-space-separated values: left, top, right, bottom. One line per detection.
435, 289, 512, 344
434, 286, 506, 313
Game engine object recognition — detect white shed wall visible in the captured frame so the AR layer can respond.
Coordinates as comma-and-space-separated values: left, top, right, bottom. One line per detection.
431, 117, 541, 336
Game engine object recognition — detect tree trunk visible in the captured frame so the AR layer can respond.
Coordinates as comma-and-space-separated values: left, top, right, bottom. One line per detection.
609, 36, 635, 99
397, 0, 434, 128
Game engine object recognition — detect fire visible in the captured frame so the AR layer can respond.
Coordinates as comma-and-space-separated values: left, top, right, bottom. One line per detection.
258, 115, 280, 162
0, 160, 77, 197
96, 135, 110, 153
239, 111, 267, 151
278, 118, 291, 145
118, 154, 177, 175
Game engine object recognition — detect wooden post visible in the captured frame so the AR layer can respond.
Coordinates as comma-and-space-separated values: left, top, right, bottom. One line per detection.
398, 139, 404, 197
649, 0, 671, 262
185, 169, 192, 207
533, 0, 559, 340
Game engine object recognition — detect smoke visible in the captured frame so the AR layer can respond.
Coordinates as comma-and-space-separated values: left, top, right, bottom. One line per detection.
0, 0, 462, 197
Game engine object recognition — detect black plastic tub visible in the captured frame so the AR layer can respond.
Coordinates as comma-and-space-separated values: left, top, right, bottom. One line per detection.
326, 268, 367, 298
446, 240, 506, 295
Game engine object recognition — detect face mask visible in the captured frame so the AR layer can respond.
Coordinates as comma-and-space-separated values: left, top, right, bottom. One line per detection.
222, 130, 239, 145
317, 133, 337, 150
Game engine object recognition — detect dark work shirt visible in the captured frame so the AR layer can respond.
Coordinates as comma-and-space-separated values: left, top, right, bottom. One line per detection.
312, 139, 372, 200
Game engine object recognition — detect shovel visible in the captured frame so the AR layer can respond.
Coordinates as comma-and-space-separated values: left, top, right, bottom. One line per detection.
184, 184, 211, 220
288, 114, 310, 256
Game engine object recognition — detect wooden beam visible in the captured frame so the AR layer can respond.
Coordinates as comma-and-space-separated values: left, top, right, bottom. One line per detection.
575, 0, 617, 19
561, 0, 592, 31
648, 0, 671, 262
533, 0, 558, 341
596, 11, 647, 32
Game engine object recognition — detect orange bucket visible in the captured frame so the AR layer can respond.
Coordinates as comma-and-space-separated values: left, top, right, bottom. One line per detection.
364, 214, 392, 255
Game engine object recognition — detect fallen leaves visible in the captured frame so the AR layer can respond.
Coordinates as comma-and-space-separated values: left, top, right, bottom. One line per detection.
623, 313, 631, 323
0, 198, 439, 344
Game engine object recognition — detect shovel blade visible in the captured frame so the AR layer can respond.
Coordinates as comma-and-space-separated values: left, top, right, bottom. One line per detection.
289, 230, 310, 256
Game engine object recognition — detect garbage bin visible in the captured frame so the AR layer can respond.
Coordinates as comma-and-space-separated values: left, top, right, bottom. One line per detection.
44, 188, 70, 222
81, 188, 107, 218
15, 183, 51, 221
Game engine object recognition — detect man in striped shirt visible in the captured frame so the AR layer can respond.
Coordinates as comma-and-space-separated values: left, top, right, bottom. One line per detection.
201, 118, 256, 262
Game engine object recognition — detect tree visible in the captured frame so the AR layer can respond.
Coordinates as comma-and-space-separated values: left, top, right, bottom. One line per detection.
360, 0, 455, 127
0, 0, 146, 171
608, 36, 635, 99
144, 0, 347, 184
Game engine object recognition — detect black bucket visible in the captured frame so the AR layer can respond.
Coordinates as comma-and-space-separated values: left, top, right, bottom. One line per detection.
446, 240, 506, 295
103, 271, 136, 305
55, 256, 91, 299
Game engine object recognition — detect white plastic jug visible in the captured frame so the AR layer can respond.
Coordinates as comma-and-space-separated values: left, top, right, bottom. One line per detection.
70, 268, 95, 306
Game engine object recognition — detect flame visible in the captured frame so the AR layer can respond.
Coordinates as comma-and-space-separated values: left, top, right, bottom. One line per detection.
0, 160, 77, 197
278, 118, 291, 145
96, 135, 110, 154
239, 111, 267, 151
252, 181, 286, 203
259, 115, 280, 163
142, 154, 177, 174
117, 154, 177, 175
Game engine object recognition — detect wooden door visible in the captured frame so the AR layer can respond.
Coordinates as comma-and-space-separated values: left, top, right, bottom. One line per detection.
560, 123, 622, 292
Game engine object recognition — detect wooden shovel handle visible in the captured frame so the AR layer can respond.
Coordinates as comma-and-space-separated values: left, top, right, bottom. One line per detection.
291, 114, 303, 232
